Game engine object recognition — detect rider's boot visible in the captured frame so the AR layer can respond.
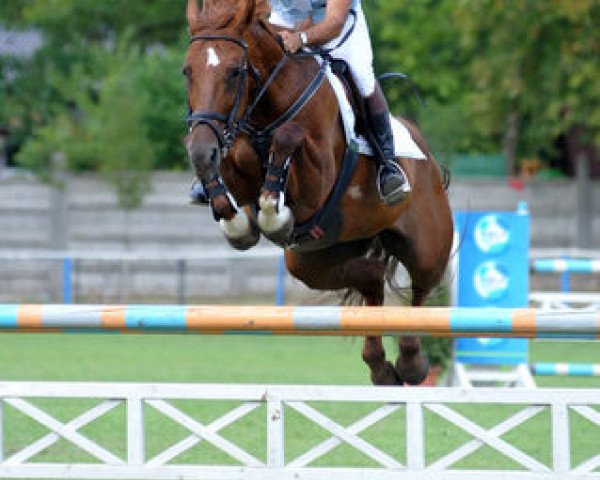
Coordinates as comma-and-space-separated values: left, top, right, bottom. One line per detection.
364, 84, 411, 205
189, 179, 209, 205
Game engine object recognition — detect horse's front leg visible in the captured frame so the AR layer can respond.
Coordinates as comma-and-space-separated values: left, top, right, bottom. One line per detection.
258, 122, 305, 243
186, 129, 260, 251
216, 197, 261, 251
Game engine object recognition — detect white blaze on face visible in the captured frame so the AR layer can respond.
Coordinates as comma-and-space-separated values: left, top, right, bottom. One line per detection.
206, 47, 220, 68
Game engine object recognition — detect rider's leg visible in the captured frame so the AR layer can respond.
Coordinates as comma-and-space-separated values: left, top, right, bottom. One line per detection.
364, 82, 411, 205
320, 4, 410, 205
189, 179, 209, 204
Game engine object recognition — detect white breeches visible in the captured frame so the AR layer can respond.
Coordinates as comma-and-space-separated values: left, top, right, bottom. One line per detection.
269, 4, 376, 97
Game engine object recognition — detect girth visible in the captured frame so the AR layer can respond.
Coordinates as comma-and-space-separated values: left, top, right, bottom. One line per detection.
280, 141, 360, 252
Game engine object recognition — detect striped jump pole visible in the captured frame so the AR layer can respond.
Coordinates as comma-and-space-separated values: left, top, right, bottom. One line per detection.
531, 258, 600, 274
531, 257, 600, 292
0, 305, 599, 338
531, 362, 600, 377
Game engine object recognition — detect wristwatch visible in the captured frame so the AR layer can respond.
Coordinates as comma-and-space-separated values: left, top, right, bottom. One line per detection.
299, 31, 308, 46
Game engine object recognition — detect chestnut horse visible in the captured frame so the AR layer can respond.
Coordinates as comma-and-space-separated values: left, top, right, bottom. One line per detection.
184, 0, 453, 385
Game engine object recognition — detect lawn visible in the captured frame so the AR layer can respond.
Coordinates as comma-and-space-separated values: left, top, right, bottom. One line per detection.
0, 333, 598, 473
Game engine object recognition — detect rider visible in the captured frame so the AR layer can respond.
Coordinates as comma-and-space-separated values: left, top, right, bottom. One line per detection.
269, 0, 411, 205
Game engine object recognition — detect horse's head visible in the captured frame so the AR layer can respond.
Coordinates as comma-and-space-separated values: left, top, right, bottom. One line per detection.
184, 0, 265, 186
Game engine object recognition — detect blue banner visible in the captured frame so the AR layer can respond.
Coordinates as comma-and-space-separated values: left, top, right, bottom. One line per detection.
453, 204, 529, 365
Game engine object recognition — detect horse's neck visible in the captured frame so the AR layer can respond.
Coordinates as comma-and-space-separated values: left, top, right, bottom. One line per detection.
247, 25, 323, 124
246, 24, 346, 219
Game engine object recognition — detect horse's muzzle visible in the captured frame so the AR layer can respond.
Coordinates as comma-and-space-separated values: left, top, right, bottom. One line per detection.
185, 129, 221, 184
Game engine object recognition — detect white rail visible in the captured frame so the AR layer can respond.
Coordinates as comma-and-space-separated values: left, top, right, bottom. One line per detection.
0, 382, 598, 479
529, 291, 600, 311
0, 247, 281, 262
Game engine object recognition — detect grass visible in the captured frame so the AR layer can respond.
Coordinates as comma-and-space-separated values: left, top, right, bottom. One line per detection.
0, 333, 599, 473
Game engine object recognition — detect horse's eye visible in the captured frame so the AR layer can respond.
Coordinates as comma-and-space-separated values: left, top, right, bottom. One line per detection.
230, 66, 243, 79
182, 66, 191, 77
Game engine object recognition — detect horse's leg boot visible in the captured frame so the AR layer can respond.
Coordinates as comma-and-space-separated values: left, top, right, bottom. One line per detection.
364, 85, 411, 205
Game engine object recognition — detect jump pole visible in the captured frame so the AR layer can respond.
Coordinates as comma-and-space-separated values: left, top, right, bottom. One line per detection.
531, 362, 600, 376
531, 258, 600, 274
0, 304, 599, 338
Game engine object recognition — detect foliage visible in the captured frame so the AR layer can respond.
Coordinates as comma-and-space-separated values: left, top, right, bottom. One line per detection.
1, 0, 599, 186
12, 36, 158, 208
420, 336, 453, 369
365, 0, 599, 167
5, 0, 186, 47
454, 0, 600, 162
1, 1, 188, 208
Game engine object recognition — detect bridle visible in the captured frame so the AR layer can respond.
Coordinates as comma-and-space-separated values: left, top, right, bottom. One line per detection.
186, 34, 261, 156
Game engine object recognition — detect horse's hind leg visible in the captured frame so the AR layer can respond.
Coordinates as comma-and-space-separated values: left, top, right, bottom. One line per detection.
340, 256, 405, 385
285, 246, 402, 386
385, 203, 453, 385
395, 287, 431, 385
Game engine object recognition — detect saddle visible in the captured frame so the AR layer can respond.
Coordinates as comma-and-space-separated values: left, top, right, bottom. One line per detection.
328, 58, 369, 140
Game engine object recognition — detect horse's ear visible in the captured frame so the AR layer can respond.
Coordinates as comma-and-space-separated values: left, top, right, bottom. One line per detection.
255, 0, 271, 19
186, 0, 201, 32
231, 0, 256, 31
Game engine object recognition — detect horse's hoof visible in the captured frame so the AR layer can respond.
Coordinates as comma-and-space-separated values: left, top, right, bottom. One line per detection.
257, 195, 294, 241
395, 354, 430, 385
225, 232, 260, 251
219, 211, 260, 251
370, 361, 403, 386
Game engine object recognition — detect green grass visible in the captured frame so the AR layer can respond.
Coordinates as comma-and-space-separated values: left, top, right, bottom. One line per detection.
0, 334, 599, 473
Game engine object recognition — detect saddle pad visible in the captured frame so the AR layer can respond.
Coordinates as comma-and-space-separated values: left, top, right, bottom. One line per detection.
324, 65, 427, 160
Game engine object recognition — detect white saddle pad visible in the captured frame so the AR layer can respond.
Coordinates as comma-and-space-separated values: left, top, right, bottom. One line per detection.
325, 65, 427, 160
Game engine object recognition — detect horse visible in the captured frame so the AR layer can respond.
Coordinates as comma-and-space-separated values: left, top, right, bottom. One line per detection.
183, 0, 454, 386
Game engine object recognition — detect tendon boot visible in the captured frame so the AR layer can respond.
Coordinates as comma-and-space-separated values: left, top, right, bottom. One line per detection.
364, 85, 411, 205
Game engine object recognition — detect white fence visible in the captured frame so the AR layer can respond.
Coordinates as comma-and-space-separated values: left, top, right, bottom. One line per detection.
0, 382, 599, 479
530, 292, 600, 311
0, 247, 285, 303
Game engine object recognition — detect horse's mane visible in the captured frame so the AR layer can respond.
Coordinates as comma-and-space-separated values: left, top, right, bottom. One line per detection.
193, 0, 269, 32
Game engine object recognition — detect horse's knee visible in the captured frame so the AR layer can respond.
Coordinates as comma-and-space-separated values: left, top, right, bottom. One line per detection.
272, 122, 306, 156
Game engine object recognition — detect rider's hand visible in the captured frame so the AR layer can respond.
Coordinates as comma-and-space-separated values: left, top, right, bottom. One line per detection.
280, 30, 302, 53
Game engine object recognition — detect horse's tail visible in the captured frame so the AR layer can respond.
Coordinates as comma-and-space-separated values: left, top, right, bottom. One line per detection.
340, 238, 412, 306
440, 164, 451, 191
339, 238, 449, 307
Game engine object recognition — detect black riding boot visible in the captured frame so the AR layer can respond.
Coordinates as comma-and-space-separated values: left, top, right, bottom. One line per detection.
365, 85, 411, 205
189, 179, 209, 205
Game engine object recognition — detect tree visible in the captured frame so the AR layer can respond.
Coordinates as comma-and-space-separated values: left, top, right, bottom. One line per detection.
3, 0, 598, 180
455, 0, 600, 172
14, 36, 179, 209
2, 1, 188, 207
363, 0, 480, 161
